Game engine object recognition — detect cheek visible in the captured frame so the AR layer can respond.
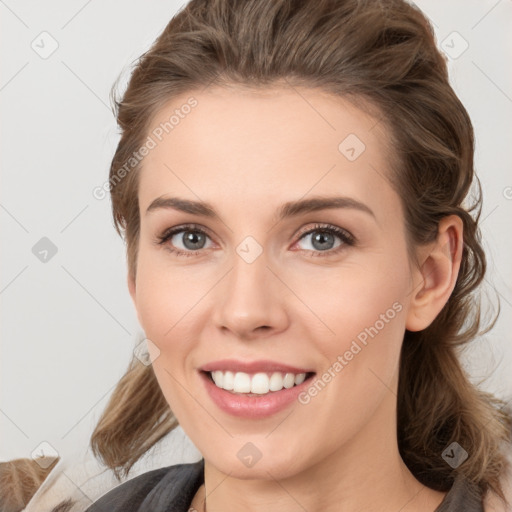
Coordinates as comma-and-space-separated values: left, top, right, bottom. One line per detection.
134, 233, 411, 356
134, 249, 215, 349
291, 249, 410, 387
292, 252, 408, 339
134, 250, 182, 338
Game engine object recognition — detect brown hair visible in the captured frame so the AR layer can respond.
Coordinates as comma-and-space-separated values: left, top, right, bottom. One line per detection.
0, 457, 58, 512
89, 0, 511, 505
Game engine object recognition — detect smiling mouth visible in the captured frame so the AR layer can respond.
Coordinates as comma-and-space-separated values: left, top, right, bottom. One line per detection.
201, 370, 316, 396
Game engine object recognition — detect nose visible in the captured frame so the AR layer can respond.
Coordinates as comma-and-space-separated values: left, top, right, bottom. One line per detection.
212, 246, 289, 340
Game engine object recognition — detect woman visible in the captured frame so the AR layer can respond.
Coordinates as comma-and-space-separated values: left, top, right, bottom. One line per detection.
20, 0, 512, 510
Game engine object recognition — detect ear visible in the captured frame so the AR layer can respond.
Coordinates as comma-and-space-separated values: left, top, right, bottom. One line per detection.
128, 270, 136, 305
128, 270, 144, 328
405, 215, 464, 332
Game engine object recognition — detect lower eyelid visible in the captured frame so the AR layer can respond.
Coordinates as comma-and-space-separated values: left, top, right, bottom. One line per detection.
158, 224, 354, 255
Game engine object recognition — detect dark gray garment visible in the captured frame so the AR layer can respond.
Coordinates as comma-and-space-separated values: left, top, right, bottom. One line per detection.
84, 458, 484, 511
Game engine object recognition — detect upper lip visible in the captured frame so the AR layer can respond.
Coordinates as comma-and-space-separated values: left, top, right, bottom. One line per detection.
199, 359, 315, 374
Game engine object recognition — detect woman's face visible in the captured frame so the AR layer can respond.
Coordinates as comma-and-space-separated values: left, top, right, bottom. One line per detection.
129, 85, 421, 478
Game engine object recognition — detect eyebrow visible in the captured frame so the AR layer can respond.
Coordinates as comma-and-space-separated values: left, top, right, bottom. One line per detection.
145, 195, 376, 222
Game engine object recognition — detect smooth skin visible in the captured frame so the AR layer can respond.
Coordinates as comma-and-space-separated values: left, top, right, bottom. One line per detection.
128, 84, 463, 512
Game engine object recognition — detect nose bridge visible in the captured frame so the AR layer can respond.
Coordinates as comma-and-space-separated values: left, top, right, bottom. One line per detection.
212, 237, 287, 336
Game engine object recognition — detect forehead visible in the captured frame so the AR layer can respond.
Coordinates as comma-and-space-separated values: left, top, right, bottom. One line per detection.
138, 86, 400, 226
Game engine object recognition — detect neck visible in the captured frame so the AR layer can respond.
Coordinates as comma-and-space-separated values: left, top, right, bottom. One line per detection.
192, 389, 447, 512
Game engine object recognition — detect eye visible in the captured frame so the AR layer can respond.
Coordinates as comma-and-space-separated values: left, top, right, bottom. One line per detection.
155, 223, 214, 257
293, 223, 355, 257
155, 222, 356, 258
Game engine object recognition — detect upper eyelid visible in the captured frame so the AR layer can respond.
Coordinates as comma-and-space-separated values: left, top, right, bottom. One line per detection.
158, 222, 354, 246
296, 223, 352, 237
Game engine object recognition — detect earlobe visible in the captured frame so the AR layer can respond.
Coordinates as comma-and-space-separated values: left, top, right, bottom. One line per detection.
405, 215, 463, 332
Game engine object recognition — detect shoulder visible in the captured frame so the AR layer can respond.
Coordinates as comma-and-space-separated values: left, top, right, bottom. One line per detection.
84, 459, 204, 512
83, 466, 171, 512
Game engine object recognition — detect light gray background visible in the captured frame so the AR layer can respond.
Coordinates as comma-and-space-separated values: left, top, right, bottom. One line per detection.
1, 0, 511, 464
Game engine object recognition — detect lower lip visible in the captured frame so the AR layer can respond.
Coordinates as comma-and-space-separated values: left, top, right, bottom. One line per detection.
199, 371, 315, 419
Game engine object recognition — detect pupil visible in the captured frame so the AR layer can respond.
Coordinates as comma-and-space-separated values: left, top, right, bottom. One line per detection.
181, 230, 334, 251
313, 231, 333, 250
184, 231, 205, 250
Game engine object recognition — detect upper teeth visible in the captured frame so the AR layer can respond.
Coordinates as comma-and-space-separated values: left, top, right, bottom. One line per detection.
210, 370, 307, 394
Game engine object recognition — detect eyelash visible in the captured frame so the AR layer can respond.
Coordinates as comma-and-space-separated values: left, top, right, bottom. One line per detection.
155, 222, 356, 258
